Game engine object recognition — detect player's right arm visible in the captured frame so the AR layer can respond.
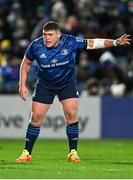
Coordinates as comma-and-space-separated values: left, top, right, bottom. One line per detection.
19, 56, 32, 101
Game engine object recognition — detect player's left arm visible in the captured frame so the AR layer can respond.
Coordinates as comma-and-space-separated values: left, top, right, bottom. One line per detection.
86, 34, 132, 49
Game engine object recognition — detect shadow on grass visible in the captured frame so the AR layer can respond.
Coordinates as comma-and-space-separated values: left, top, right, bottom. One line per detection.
1, 158, 133, 171
81, 158, 133, 165
0, 159, 35, 164
0, 160, 60, 171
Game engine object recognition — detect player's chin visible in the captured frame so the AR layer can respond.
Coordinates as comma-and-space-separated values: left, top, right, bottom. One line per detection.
46, 43, 52, 48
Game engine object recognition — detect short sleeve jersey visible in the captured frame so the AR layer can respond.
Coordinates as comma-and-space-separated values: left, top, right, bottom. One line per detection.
25, 34, 87, 89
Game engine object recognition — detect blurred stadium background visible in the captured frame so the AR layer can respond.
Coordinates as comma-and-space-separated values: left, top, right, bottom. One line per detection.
0, 0, 133, 178
0, 0, 133, 139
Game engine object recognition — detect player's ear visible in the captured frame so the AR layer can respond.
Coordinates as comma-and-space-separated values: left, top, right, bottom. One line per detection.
57, 31, 61, 38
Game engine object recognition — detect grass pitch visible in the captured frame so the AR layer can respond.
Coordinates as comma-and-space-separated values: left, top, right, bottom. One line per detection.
0, 139, 133, 179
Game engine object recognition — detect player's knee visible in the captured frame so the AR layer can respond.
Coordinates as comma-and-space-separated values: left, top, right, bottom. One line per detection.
30, 112, 44, 125
65, 110, 77, 122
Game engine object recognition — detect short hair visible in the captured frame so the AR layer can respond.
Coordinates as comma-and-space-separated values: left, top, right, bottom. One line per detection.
43, 21, 60, 31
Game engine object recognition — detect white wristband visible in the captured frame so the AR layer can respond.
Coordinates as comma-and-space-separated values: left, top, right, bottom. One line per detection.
113, 40, 117, 46
113, 39, 120, 46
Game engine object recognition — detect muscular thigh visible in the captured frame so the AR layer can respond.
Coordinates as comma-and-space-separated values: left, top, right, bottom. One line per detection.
30, 101, 51, 125
61, 98, 79, 123
58, 81, 79, 123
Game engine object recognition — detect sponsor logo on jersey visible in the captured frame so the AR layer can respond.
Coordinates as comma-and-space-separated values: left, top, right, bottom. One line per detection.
61, 48, 68, 55
41, 60, 69, 68
40, 53, 47, 58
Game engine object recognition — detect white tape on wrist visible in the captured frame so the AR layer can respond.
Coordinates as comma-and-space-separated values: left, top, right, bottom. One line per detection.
113, 40, 117, 46
113, 39, 120, 46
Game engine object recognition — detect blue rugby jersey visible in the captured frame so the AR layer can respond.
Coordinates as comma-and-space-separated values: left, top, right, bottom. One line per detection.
25, 34, 87, 89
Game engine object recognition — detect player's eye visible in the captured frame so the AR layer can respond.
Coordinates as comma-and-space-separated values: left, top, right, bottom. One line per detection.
43, 33, 55, 37
49, 33, 55, 37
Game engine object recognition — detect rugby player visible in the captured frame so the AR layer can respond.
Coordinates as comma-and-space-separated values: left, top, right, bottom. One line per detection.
16, 21, 131, 162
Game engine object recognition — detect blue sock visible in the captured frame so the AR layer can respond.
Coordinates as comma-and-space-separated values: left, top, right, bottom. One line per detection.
66, 122, 79, 152
25, 123, 40, 155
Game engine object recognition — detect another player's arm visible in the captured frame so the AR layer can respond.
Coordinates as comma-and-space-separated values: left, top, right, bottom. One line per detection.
86, 34, 131, 49
19, 56, 32, 101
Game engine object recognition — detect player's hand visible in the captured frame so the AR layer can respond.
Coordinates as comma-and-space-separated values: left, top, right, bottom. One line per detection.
115, 34, 132, 46
19, 84, 28, 101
